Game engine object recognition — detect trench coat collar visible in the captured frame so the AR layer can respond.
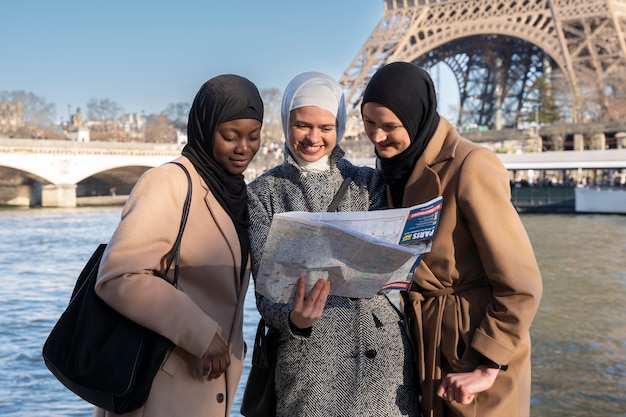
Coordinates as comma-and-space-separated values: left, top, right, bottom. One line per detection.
398, 118, 460, 207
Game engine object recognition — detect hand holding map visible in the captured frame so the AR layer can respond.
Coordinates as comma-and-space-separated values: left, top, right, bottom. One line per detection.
255, 196, 443, 303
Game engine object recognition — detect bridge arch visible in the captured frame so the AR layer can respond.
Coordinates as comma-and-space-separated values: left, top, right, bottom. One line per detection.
0, 139, 180, 207
77, 165, 152, 197
0, 163, 55, 185
0, 163, 155, 207
0, 165, 51, 207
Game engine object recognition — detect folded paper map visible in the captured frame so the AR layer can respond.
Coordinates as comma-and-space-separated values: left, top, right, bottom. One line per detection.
256, 196, 443, 303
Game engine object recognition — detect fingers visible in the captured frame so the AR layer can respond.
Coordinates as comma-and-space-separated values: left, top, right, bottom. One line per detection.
312, 279, 331, 310
292, 276, 329, 308
436, 380, 448, 399
319, 279, 331, 303
460, 391, 475, 405
202, 333, 230, 380
437, 383, 464, 404
437, 374, 476, 404
440, 387, 473, 404
306, 278, 328, 302
203, 352, 231, 380
292, 277, 306, 312
209, 353, 230, 380
202, 361, 212, 377
289, 278, 331, 329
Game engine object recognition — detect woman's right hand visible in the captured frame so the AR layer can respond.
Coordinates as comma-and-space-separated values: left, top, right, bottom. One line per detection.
436, 365, 499, 404
289, 277, 330, 329
201, 329, 231, 380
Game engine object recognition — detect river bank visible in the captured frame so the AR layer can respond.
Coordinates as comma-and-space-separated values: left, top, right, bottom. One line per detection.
2, 209, 625, 416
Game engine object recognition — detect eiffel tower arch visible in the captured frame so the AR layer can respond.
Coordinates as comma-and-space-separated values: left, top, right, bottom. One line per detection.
341, 0, 626, 135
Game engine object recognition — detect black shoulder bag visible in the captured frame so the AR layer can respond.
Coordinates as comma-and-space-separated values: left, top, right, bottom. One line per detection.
240, 165, 358, 417
42, 161, 192, 414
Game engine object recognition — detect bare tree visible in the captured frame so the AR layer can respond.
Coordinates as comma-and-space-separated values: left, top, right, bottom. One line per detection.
0, 90, 60, 138
603, 77, 626, 122
260, 88, 283, 144
144, 114, 176, 143
86, 98, 124, 122
163, 102, 190, 131
0, 90, 56, 126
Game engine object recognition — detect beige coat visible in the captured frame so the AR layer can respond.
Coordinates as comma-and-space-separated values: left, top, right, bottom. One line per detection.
400, 119, 543, 417
93, 157, 249, 417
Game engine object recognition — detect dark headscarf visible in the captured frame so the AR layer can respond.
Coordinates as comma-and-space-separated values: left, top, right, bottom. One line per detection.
181, 74, 263, 280
361, 62, 440, 206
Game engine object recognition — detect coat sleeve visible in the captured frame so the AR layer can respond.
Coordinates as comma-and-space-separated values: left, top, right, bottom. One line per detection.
354, 165, 387, 211
458, 147, 543, 365
95, 164, 218, 359
247, 186, 272, 279
247, 180, 308, 337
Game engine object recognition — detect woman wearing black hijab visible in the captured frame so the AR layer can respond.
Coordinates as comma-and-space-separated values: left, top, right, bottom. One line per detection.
95, 74, 263, 417
361, 62, 542, 417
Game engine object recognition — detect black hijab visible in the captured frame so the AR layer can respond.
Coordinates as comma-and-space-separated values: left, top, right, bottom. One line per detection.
361, 62, 440, 207
181, 74, 263, 280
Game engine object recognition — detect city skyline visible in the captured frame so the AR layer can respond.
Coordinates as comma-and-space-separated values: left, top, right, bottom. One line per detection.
0, 0, 458, 122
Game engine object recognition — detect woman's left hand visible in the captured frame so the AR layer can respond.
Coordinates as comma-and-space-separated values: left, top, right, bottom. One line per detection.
436, 365, 499, 404
201, 331, 231, 380
289, 277, 330, 329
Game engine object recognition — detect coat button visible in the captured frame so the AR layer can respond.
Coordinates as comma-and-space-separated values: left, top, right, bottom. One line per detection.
216, 393, 224, 403
365, 349, 377, 358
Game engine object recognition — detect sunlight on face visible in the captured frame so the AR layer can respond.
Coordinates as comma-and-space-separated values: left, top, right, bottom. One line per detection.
361, 102, 411, 158
213, 119, 262, 174
288, 106, 337, 162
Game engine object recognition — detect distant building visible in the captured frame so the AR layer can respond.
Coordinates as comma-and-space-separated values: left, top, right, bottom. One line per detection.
66, 107, 90, 142
120, 112, 147, 132
119, 112, 147, 141
176, 130, 187, 144
0, 100, 25, 133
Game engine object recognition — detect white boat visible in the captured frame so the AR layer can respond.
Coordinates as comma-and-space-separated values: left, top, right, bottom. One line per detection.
574, 186, 626, 214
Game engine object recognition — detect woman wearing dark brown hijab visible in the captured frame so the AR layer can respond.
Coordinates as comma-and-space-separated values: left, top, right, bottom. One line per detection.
361, 62, 542, 417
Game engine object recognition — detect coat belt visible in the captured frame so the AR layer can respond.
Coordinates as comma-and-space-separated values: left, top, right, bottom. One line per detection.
407, 278, 489, 417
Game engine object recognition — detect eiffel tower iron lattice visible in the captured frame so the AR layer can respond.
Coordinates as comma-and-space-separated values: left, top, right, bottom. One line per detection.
340, 0, 626, 136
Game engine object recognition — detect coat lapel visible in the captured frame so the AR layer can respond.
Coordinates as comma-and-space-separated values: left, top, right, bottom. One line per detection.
202, 183, 244, 292
201, 181, 251, 363
402, 119, 458, 207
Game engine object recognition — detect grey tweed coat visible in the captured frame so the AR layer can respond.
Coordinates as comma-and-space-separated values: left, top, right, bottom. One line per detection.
247, 146, 421, 417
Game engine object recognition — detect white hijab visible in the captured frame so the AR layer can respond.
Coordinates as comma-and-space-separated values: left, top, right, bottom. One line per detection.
281, 72, 347, 173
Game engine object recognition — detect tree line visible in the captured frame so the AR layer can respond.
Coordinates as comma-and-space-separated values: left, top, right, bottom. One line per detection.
2, 72, 626, 142
0, 88, 284, 144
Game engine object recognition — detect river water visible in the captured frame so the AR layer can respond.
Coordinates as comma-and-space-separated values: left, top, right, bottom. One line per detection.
0, 207, 624, 417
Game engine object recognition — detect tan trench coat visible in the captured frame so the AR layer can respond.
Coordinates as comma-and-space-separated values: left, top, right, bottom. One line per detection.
399, 119, 543, 417
93, 157, 249, 417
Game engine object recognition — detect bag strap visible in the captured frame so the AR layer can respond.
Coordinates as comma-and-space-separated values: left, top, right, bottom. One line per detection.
327, 165, 359, 212
161, 161, 192, 286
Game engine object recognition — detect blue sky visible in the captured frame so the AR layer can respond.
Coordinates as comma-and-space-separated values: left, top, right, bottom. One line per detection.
0, 0, 458, 121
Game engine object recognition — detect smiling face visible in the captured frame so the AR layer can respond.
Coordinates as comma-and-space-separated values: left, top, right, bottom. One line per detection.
361, 102, 411, 159
287, 106, 337, 163
212, 118, 262, 174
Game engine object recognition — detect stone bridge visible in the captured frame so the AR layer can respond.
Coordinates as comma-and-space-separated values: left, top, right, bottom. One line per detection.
0, 139, 183, 207
0, 138, 374, 207
2, 132, 625, 207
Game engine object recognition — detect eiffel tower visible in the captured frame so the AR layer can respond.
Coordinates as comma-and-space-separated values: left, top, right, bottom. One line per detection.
340, 0, 626, 135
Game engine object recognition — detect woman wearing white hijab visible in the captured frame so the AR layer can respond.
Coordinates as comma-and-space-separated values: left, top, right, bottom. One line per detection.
247, 72, 420, 417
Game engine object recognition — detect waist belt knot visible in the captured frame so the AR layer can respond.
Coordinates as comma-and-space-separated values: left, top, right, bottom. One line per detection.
409, 277, 489, 417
